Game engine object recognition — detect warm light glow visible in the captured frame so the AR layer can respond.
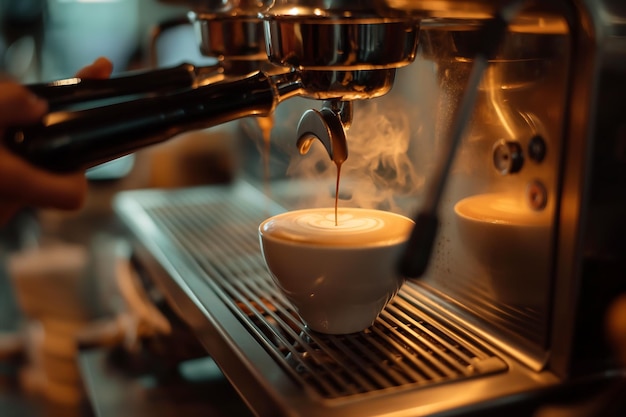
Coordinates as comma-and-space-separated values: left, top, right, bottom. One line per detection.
50, 77, 81, 87
509, 16, 568, 34
455, 193, 550, 226
46, 111, 74, 125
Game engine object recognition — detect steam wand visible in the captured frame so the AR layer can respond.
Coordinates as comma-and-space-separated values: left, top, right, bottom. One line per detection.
398, 0, 527, 278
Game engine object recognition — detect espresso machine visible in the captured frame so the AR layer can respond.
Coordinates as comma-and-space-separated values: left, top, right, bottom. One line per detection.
4, 0, 626, 416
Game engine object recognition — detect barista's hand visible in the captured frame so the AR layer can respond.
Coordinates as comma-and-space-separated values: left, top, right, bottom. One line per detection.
74, 56, 114, 79
0, 57, 113, 225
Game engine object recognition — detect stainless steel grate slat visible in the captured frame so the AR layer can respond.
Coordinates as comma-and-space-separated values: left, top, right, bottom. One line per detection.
122, 184, 508, 400
375, 315, 452, 381
383, 304, 475, 375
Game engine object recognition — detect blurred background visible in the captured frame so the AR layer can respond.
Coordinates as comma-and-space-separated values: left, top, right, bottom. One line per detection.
0, 1, 255, 416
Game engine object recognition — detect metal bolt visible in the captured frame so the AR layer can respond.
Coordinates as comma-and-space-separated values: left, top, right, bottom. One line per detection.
526, 180, 548, 210
492, 139, 524, 175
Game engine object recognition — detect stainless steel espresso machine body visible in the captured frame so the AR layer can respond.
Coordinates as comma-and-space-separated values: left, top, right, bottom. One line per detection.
16, 0, 626, 416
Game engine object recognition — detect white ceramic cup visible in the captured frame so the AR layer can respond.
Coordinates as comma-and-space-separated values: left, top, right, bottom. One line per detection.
454, 193, 552, 306
259, 207, 414, 334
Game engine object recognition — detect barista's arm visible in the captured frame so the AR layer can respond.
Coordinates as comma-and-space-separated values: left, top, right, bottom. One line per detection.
0, 57, 113, 225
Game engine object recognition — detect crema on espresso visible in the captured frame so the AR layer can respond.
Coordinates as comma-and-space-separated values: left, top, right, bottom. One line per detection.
260, 208, 414, 247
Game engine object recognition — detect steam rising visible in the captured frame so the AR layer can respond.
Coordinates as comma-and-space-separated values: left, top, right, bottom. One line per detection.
246, 62, 440, 216
285, 97, 424, 215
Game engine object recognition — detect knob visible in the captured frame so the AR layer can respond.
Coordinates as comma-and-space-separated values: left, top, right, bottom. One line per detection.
296, 100, 349, 164
492, 139, 524, 175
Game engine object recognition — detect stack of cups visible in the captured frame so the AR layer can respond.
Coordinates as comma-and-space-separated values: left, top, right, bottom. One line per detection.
9, 243, 92, 405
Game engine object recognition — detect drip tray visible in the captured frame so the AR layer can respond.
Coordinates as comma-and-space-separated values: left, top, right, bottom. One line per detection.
114, 181, 556, 417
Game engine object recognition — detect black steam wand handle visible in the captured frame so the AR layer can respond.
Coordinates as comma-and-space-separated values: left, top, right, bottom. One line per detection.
26, 63, 214, 110
3, 71, 278, 172
398, 0, 526, 278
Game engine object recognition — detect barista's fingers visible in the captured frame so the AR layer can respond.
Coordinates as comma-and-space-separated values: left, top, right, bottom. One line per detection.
0, 148, 87, 210
0, 82, 48, 125
75, 57, 114, 79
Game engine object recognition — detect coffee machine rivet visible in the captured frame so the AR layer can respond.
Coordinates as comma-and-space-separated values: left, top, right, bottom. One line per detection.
528, 135, 547, 163
492, 139, 524, 175
526, 180, 548, 211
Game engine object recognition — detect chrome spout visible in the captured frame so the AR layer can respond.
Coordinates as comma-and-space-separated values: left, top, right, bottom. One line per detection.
296, 100, 351, 164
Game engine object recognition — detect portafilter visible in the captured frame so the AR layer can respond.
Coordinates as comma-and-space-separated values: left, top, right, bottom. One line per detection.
2, 0, 419, 172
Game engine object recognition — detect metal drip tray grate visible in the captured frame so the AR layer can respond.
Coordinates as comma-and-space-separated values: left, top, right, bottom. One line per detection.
116, 183, 507, 401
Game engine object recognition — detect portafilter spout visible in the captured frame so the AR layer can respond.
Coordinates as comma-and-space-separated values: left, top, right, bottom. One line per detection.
297, 100, 351, 166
